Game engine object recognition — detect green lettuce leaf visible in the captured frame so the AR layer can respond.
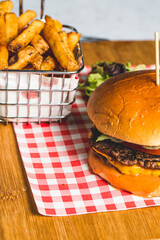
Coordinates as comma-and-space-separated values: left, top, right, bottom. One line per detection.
79, 61, 146, 97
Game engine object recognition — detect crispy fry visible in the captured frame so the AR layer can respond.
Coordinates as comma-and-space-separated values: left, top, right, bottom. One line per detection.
44, 15, 79, 71
8, 45, 38, 69
40, 56, 57, 71
45, 15, 62, 32
0, 9, 81, 71
0, 13, 8, 69
54, 19, 62, 31
8, 20, 45, 52
0, 45, 8, 69
5, 13, 18, 44
31, 34, 49, 54
0, 13, 7, 45
30, 53, 43, 70
18, 10, 37, 32
67, 32, 81, 51
59, 31, 68, 47
0, 0, 13, 14
8, 54, 17, 65
22, 64, 34, 70
59, 30, 74, 58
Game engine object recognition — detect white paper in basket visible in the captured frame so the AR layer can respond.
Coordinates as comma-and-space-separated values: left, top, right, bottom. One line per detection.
0, 72, 79, 121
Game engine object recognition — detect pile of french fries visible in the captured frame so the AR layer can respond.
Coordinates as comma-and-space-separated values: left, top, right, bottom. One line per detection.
0, 0, 81, 72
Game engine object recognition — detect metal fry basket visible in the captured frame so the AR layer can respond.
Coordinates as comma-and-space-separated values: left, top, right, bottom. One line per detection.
0, 0, 84, 124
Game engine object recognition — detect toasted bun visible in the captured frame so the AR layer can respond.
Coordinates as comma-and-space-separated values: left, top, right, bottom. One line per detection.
87, 69, 160, 146
88, 148, 160, 197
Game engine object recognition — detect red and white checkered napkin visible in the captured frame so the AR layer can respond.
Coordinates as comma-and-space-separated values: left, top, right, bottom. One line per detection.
13, 65, 160, 216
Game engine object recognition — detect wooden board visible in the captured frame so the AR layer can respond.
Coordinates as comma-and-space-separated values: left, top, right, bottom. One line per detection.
1, 41, 160, 240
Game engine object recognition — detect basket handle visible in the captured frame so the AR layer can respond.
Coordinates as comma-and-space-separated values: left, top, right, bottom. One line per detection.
19, 0, 23, 15
19, 0, 45, 19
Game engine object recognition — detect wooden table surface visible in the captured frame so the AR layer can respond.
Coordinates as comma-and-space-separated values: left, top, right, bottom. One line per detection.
1, 40, 160, 240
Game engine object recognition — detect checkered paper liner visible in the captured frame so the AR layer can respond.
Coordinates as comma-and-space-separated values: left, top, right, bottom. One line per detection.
13, 65, 160, 216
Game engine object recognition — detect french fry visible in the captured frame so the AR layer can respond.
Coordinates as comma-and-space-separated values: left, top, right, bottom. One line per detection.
40, 56, 57, 71
5, 12, 18, 44
18, 10, 37, 32
0, 9, 81, 71
31, 34, 49, 54
8, 54, 17, 65
42, 16, 62, 32
59, 30, 75, 59
54, 19, 62, 31
0, 13, 7, 45
22, 64, 34, 70
45, 15, 63, 32
44, 15, 79, 71
0, 13, 8, 69
30, 53, 43, 70
67, 32, 81, 51
0, 45, 8, 69
0, 0, 13, 14
8, 45, 38, 69
8, 20, 45, 52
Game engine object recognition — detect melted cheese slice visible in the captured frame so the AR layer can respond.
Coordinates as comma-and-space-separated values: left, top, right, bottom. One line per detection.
93, 147, 160, 177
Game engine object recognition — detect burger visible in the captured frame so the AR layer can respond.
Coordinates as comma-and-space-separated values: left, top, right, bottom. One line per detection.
87, 69, 160, 197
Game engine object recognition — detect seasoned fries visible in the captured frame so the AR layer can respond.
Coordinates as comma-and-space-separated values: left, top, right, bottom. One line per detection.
44, 15, 79, 71
31, 53, 43, 70
8, 54, 17, 65
0, 1, 81, 72
8, 20, 45, 52
59, 30, 75, 59
31, 34, 49, 54
0, 13, 8, 69
5, 12, 18, 44
0, 0, 13, 14
54, 19, 62, 31
40, 56, 57, 71
0, 13, 7, 45
8, 45, 37, 69
18, 10, 36, 32
67, 32, 81, 52
0, 45, 8, 69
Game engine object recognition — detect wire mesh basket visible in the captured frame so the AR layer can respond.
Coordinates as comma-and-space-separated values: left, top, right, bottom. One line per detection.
0, 1, 84, 124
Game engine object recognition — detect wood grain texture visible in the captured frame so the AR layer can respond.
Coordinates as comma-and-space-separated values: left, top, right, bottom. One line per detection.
81, 40, 155, 66
1, 41, 160, 240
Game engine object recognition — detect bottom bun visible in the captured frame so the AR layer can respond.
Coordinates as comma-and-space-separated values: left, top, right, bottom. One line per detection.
88, 148, 160, 197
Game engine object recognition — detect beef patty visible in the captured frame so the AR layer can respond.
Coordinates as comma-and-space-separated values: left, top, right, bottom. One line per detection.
89, 128, 160, 170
